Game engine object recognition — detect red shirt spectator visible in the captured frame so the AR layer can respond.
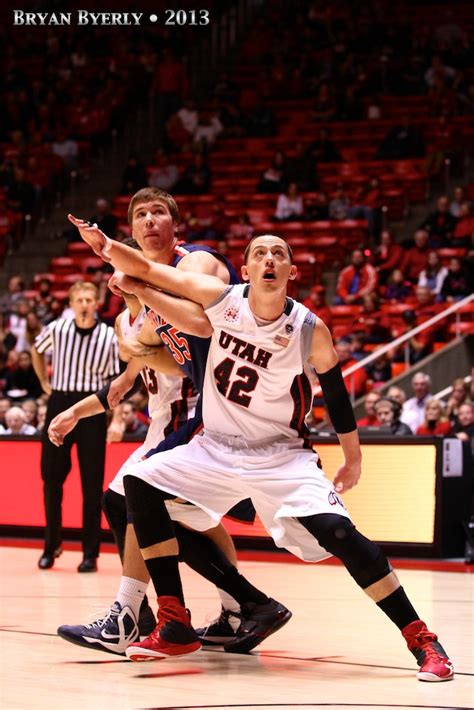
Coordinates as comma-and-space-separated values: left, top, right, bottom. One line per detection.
357, 392, 381, 427
401, 230, 430, 282
374, 230, 403, 284
336, 249, 378, 304
302, 285, 332, 330
416, 399, 452, 435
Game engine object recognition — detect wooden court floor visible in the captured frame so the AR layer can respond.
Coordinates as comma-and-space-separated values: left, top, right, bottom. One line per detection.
0, 545, 472, 710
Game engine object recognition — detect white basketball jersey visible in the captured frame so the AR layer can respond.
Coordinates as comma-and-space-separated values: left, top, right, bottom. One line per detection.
120, 307, 196, 429
203, 284, 316, 443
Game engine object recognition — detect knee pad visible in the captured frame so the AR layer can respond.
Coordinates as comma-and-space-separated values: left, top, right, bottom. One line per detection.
123, 475, 175, 549
298, 513, 391, 589
102, 488, 128, 560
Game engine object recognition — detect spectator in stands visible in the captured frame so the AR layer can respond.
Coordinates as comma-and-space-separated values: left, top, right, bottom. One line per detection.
446, 378, 471, 424
335, 248, 378, 305
274, 183, 305, 221
227, 213, 253, 241
354, 293, 391, 343
376, 116, 424, 159
305, 191, 330, 221
7, 299, 30, 352
346, 178, 383, 236
5, 350, 42, 401
387, 386, 407, 408
6, 166, 36, 216
306, 127, 341, 164
193, 109, 223, 151
0, 405, 37, 435
33, 278, 54, 323
246, 98, 277, 137
449, 186, 467, 218
453, 402, 474, 445
176, 153, 211, 195
452, 202, 474, 248
301, 285, 332, 330
424, 55, 457, 89
374, 231, 404, 286
329, 185, 351, 221
165, 99, 199, 151
52, 130, 79, 172
213, 72, 240, 104
418, 251, 448, 299
374, 397, 413, 436
311, 83, 337, 122
440, 257, 473, 302
36, 401, 48, 433
401, 372, 432, 432
365, 353, 393, 387
21, 398, 38, 427
120, 156, 148, 195
357, 392, 381, 427
89, 198, 117, 239
416, 399, 452, 436
334, 339, 368, 399
121, 401, 149, 439
400, 229, 430, 283
25, 312, 42, 350
383, 268, 413, 303
0, 275, 25, 318
151, 47, 189, 127
348, 333, 366, 362
0, 396, 11, 429
258, 151, 288, 193
148, 151, 180, 192
419, 196, 457, 247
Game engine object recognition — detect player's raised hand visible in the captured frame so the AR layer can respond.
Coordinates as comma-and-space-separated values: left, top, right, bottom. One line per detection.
48, 409, 79, 447
67, 214, 111, 261
332, 460, 361, 493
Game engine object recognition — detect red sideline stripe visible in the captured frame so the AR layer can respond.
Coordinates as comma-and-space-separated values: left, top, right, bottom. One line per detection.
1, 538, 472, 573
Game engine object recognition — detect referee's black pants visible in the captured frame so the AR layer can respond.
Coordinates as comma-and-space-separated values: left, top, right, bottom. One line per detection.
41, 391, 107, 558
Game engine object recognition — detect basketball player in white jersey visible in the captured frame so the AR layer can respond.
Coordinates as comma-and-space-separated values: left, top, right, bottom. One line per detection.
71, 222, 453, 681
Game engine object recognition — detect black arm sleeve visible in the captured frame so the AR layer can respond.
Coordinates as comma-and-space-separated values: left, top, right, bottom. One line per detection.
96, 374, 143, 411
317, 362, 357, 434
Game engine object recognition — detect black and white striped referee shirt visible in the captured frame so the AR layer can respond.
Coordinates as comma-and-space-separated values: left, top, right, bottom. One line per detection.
34, 318, 120, 392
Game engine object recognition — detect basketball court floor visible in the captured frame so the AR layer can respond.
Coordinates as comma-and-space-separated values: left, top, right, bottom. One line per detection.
0, 544, 472, 710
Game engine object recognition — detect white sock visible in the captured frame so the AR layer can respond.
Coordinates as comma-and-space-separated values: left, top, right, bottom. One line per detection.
217, 589, 240, 613
116, 576, 148, 620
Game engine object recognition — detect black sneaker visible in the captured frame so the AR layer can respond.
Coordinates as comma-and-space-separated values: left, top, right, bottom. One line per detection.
138, 603, 157, 637
57, 601, 139, 655
224, 598, 292, 654
195, 607, 242, 646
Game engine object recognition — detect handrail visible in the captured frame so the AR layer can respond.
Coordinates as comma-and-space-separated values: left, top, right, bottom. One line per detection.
313, 293, 473, 398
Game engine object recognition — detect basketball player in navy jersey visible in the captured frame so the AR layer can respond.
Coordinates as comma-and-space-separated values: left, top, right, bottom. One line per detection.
72, 225, 453, 681
54, 190, 290, 656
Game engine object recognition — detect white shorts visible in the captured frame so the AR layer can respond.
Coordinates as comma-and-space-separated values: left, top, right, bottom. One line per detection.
108, 416, 216, 533
126, 430, 352, 562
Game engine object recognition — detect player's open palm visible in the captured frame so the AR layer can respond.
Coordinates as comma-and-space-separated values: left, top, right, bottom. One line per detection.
333, 461, 361, 493
67, 214, 110, 260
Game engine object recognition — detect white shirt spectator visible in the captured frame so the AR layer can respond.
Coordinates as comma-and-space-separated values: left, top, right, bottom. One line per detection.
418, 266, 448, 296
148, 164, 179, 191
400, 394, 431, 432
177, 107, 199, 135
275, 193, 304, 220
1, 406, 37, 435
194, 116, 223, 146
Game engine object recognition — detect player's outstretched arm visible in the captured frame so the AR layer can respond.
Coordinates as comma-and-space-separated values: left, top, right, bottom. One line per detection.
308, 319, 361, 493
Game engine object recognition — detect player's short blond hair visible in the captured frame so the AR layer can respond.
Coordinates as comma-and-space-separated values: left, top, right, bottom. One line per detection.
127, 187, 180, 226
68, 281, 99, 302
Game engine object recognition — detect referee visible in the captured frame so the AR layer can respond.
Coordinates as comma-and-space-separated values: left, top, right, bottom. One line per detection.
32, 281, 120, 572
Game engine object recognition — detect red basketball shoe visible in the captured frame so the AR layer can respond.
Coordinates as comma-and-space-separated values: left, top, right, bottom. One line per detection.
125, 596, 201, 661
402, 620, 454, 681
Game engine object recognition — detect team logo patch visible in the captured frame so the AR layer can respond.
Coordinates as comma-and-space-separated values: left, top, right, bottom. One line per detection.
285, 324, 294, 335
224, 307, 239, 323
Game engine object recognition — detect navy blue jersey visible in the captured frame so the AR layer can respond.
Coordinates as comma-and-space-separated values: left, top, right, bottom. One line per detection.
146, 242, 240, 393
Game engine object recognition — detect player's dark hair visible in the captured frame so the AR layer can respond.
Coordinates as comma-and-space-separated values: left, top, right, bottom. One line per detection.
128, 188, 180, 226
243, 234, 293, 264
